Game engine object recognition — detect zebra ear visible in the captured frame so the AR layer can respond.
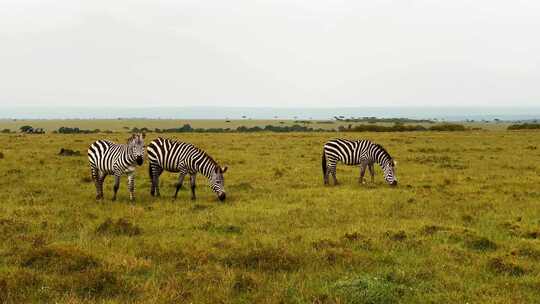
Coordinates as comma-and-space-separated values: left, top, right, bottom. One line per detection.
221, 166, 228, 173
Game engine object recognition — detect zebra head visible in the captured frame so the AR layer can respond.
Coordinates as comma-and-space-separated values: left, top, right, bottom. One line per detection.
128, 133, 145, 165
210, 165, 228, 201
383, 160, 398, 186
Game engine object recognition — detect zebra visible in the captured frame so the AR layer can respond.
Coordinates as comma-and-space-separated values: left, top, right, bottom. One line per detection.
322, 138, 397, 186
87, 133, 145, 201
146, 137, 228, 201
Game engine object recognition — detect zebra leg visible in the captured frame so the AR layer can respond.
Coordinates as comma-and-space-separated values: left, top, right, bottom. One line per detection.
174, 173, 186, 199
91, 167, 102, 200
359, 164, 367, 184
330, 165, 338, 185
368, 164, 375, 183
150, 166, 163, 197
127, 173, 135, 202
112, 175, 120, 201
97, 171, 107, 200
189, 174, 197, 200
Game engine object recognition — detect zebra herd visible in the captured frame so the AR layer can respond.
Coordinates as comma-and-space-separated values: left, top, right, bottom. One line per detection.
87, 133, 398, 202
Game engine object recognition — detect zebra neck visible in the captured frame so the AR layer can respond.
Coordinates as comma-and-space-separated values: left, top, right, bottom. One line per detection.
197, 157, 217, 180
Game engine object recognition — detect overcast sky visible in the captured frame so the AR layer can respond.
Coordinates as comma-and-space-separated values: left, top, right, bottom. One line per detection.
1, 0, 539, 108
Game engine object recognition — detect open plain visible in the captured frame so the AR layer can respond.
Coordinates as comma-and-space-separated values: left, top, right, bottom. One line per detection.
0, 123, 539, 303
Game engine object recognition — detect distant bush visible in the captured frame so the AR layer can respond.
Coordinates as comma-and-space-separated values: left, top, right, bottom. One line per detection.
57, 127, 100, 134
19, 126, 45, 134
507, 123, 540, 130
19, 125, 33, 132
1, 129, 12, 133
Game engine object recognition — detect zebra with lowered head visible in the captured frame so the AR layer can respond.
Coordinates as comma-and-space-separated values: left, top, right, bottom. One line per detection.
322, 138, 397, 186
147, 137, 228, 201
88, 133, 145, 201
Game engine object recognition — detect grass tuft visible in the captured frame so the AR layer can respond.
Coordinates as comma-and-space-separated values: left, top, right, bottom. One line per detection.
95, 218, 142, 236
487, 257, 526, 276
332, 274, 406, 304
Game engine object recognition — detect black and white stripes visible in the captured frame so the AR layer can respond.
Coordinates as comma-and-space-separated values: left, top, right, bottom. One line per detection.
146, 137, 228, 201
322, 138, 397, 186
88, 133, 145, 201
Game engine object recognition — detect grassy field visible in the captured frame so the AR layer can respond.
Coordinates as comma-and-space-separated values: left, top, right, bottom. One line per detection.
0, 128, 539, 303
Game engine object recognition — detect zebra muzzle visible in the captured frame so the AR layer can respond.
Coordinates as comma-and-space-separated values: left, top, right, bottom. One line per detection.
136, 156, 144, 165
218, 192, 226, 201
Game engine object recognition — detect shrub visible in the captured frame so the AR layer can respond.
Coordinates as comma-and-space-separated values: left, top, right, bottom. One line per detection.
507, 123, 540, 130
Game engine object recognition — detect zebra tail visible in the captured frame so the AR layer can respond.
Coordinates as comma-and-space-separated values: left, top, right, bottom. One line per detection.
322, 151, 327, 177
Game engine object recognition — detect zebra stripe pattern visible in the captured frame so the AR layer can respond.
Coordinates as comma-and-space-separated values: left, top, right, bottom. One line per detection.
146, 137, 228, 201
322, 138, 397, 186
88, 133, 145, 201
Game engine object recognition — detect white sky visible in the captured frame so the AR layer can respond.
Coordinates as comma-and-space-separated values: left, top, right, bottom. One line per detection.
1, 0, 539, 108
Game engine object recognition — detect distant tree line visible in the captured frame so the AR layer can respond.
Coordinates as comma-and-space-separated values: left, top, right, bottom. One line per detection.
507, 123, 540, 130
338, 123, 467, 132
334, 116, 435, 124
135, 124, 329, 133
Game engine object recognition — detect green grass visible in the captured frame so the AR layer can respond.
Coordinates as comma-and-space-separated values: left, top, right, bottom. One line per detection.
0, 129, 539, 303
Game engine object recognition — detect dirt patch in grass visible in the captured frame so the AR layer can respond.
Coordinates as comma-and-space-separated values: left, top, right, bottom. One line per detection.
81, 176, 93, 183
522, 230, 540, 239
384, 230, 407, 241
487, 257, 526, 276
222, 244, 301, 271
58, 148, 81, 156
511, 245, 540, 260
420, 224, 449, 235
96, 218, 142, 237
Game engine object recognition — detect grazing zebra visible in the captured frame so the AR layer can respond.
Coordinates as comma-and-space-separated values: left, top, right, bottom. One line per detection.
322, 138, 397, 186
88, 133, 145, 201
147, 137, 228, 201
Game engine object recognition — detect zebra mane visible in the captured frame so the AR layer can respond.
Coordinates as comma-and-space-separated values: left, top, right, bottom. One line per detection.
165, 137, 221, 170
127, 133, 145, 144
373, 143, 394, 165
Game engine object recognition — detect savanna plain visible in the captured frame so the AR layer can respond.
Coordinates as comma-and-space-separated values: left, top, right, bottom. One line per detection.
0, 123, 539, 303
